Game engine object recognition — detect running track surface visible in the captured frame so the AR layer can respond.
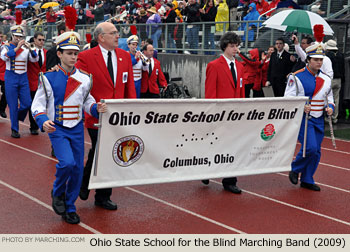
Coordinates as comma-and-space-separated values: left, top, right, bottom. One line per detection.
0, 115, 349, 234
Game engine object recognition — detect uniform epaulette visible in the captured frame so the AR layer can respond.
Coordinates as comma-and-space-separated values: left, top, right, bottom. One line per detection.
78, 69, 92, 78
293, 68, 305, 75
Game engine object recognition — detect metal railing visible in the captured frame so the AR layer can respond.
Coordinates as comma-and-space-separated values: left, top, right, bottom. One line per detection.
326, 4, 350, 19
0, 19, 348, 54
256, 7, 277, 39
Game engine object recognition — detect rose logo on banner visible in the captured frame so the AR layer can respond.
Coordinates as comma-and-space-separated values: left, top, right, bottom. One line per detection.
261, 124, 276, 141
112, 136, 144, 167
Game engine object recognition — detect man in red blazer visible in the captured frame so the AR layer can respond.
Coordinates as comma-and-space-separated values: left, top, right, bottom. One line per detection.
27, 32, 47, 135
140, 44, 167, 98
76, 22, 136, 210
203, 32, 245, 194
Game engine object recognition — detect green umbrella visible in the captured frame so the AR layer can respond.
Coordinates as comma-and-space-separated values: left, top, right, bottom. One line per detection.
263, 9, 334, 35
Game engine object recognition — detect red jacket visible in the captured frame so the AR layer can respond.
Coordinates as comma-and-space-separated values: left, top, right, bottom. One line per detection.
256, 0, 269, 15
267, 0, 280, 16
76, 46, 136, 129
46, 11, 57, 23
141, 58, 167, 94
239, 48, 262, 91
0, 59, 4, 81
205, 55, 245, 98
27, 48, 47, 91
0, 42, 5, 81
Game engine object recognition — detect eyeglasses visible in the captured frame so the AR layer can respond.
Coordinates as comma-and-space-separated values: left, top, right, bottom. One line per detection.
102, 31, 119, 36
37, 39, 45, 41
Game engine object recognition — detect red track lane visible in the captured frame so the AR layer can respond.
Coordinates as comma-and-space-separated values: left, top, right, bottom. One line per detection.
0, 185, 91, 234
0, 134, 240, 234
126, 180, 350, 234
1, 116, 350, 234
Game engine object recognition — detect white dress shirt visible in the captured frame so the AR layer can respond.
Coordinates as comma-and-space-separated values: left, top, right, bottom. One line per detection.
222, 54, 237, 77
99, 45, 117, 84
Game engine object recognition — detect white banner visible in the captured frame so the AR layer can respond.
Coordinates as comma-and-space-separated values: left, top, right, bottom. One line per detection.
89, 97, 307, 189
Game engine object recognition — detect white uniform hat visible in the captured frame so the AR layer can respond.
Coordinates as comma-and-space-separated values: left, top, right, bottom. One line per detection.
10, 25, 24, 37
305, 42, 325, 59
127, 35, 139, 44
56, 31, 81, 51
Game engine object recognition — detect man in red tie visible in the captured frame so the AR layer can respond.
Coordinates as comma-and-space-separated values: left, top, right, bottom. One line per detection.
27, 32, 47, 135
203, 32, 245, 194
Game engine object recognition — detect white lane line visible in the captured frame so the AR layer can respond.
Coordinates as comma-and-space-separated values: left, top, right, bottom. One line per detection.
210, 180, 350, 227
0, 139, 58, 161
0, 179, 101, 234
0, 137, 245, 234
0, 118, 92, 145
277, 173, 350, 193
0, 139, 101, 234
319, 162, 350, 171
296, 142, 350, 155
324, 136, 350, 143
321, 147, 350, 155
125, 186, 245, 234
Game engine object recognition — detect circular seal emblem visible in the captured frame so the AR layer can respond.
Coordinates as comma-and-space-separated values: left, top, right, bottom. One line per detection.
260, 124, 276, 141
112, 136, 144, 167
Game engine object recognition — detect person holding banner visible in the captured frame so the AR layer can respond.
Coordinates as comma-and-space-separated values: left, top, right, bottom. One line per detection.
76, 22, 136, 210
31, 31, 107, 224
203, 31, 245, 194
284, 42, 334, 191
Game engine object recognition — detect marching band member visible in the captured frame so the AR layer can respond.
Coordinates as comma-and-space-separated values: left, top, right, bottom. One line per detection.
285, 37, 334, 191
31, 30, 107, 224
0, 31, 7, 119
0, 11, 38, 138
127, 35, 148, 98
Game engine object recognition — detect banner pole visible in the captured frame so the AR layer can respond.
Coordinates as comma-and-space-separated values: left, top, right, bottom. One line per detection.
93, 99, 104, 176
325, 94, 337, 149
302, 99, 309, 158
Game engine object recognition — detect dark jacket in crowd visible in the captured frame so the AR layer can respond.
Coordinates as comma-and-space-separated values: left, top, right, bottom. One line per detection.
326, 50, 345, 82
184, 2, 201, 23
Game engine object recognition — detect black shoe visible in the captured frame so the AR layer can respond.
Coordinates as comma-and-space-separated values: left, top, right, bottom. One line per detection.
201, 180, 209, 185
62, 212, 80, 224
51, 190, 66, 215
223, 184, 242, 194
79, 187, 90, 201
30, 129, 39, 135
11, 130, 20, 138
300, 182, 321, 191
94, 199, 118, 210
289, 171, 299, 185
0, 111, 7, 118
